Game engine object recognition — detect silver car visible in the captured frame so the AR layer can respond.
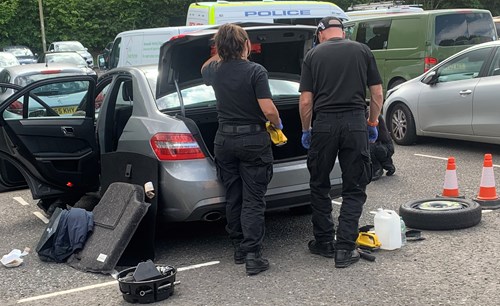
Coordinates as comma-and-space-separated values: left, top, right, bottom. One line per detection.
384, 40, 500, 145
0, 24, 342, 222
48, 41, 94, 68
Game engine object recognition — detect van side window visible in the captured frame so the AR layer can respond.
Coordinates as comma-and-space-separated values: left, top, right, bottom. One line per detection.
435, 13, 496, 46
108, 38, 121, 69
356, 21, 391, 50
437, 48, 492, 83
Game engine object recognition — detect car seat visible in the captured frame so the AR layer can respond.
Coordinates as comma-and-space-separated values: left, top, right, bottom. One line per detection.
367, 27, 387, 50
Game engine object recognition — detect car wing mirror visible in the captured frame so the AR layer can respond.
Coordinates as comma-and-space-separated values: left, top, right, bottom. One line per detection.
422, 70, 438, 85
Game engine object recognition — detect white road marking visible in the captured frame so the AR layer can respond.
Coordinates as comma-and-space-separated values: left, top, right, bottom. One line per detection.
414, 153, 500, 168
331, 200, 342, 206
32, 212, 49, 224
17, 261, 220, 304
13, 197, 30, 206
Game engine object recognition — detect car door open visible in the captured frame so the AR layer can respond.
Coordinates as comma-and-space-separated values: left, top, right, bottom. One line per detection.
0, 75, 99, 198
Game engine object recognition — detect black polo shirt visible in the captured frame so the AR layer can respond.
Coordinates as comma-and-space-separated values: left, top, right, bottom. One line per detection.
202, 59, 272, 125
299, 37, 382, 113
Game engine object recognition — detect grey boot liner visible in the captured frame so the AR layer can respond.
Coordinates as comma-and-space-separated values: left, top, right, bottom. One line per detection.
67, 182, 150, 274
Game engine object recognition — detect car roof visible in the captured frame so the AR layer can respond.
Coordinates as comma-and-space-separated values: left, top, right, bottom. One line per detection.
344, 8, 493, 23
3, 45, 31, 50
2, 63, 90, 76
51, 41, 82, 44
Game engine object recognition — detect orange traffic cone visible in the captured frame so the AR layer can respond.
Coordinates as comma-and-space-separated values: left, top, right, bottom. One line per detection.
437, 156, 463, 198
475, 153, 500, 209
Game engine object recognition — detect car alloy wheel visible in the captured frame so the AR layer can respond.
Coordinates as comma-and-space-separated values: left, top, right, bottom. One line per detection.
389, 103, 417, 145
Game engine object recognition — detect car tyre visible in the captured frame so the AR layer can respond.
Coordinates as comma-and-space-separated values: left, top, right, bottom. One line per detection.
388, 78, 406, 90
399, 198, 482, 230
388, 103, 417, 145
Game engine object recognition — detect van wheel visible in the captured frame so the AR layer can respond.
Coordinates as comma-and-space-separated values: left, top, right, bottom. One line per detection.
388, 103, 417, 145
389, 78, 406, 90
400, 198, 481, 230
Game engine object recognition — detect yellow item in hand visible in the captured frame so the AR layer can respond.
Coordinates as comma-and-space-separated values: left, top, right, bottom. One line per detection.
266, 121, 288, 146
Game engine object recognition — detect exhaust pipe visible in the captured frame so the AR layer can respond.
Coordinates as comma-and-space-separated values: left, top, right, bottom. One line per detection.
202, 211, 223, 222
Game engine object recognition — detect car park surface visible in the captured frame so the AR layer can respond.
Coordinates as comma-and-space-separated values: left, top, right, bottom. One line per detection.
0, 24, 342, 223
383, 40, 500, 146
1, 137, 500, 305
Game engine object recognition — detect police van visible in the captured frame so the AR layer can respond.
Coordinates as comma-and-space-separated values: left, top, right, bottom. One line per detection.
186, 0, 349, 26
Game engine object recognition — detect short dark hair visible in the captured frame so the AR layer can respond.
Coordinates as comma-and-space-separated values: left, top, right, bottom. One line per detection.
214, 24, 250, 61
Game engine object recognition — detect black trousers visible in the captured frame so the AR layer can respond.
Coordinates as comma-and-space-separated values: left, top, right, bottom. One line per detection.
214, 129, 273, 253
307, 110, 372, 251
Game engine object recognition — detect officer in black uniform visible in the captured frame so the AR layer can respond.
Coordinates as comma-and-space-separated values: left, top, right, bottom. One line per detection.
201, 23, 282, 276
371, 115, 396, 181
299, 16, 384, 268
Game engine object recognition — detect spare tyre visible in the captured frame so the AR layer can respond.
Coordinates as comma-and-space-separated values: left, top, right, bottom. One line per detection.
399, 198, 481, 230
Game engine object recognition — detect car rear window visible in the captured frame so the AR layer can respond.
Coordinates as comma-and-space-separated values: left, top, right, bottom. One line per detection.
15, 71, 85, 87
435, 13, 497, 46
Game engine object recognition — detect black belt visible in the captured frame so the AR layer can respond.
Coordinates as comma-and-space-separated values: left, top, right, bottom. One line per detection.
220, 124, 264, 133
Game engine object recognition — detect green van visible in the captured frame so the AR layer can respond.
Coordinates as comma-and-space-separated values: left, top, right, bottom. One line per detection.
343, 9, 498, 94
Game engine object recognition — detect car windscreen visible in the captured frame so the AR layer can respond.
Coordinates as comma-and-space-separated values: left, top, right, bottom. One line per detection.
45, 54, 87, 66
55, 42, 85, 51
15, 72, 85, 86
155, 78, 300, 111
435, 13, 497, 46
6, 48, 34, 57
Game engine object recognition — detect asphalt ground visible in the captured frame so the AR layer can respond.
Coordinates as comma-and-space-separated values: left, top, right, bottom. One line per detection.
1, 137, 500, 305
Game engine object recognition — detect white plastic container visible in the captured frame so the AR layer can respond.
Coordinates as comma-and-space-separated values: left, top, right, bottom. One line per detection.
374, 209, 402, 250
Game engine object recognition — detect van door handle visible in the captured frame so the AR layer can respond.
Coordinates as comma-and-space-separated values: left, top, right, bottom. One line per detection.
61, 126, 74, 136
459, 90, 472, 96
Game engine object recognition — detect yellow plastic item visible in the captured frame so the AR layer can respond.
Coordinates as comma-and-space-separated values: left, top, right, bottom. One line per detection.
356, 231, 381, 249
266, 121, 288, 146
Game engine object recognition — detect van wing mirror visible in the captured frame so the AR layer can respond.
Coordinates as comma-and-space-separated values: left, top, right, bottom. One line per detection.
97, 54, 106, 70
422, 70, 438, 85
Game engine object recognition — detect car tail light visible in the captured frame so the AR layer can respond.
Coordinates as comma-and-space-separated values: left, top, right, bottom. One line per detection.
41, 69, 62, 74
424, 57, 438, 72
150, 133, 205, 160
8, 100, 23, 115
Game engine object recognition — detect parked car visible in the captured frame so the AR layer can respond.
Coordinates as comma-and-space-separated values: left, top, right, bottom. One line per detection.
0, 63, 97, 116
0, 62, 97, 193
0, 52, 20, 72
0, 24, 343, 222
2, 46, 38, 65
383, 40, 500, 145
494, 16, 500, 37
38, 51, 93, 69
48, 41, 94, 68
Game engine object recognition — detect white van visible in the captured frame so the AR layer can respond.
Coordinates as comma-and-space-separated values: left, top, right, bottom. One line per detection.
186, 0, 348, 26
106, 25, 210, 69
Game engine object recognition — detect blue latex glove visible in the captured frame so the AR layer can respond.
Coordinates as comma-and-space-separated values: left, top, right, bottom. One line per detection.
368, 125, 378, 143
301, 129, 312, 149
273, 118, 283, 130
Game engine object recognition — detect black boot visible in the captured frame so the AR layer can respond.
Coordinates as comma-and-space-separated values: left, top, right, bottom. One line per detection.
334, 249, 360, 268
384, 164, 396, 176
308, 240, 335, 258
245, 251, 269, 276
372, 168, 383, 181
234, 247, 246, 265
232, 240, 245, 264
